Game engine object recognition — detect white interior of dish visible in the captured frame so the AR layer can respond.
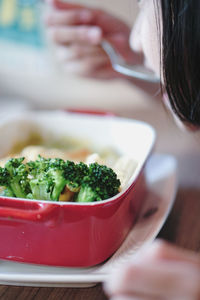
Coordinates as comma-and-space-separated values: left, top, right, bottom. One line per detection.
0, 111, 156, 201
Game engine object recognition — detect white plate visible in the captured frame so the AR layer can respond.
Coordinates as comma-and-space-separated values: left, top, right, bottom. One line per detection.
0, 153, 177, 288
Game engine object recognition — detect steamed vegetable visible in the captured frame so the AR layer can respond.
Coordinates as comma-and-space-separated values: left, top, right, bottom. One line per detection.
0, 157, 30, 198
76, 163, 120, 202
0, 156, 121, 202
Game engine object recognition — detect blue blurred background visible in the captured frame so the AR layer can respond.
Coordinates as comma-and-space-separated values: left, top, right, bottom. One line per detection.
0, 0, 43, 48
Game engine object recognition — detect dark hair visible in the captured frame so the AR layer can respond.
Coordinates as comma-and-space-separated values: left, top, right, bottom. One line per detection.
159, 0, 200, 126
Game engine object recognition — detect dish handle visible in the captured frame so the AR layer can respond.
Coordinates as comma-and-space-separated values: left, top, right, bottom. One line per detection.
0, 198, 55, 221
64, 108, 116, 117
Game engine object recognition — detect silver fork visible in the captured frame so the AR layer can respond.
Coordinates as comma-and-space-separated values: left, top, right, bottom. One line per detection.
101, 40, 159, 83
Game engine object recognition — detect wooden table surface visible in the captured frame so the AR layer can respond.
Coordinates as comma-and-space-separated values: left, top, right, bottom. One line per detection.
0, 96, 200, 300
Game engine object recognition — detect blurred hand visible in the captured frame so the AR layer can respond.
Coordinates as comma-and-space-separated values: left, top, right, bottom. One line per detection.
44, 0, 141, 78
104, 240, 200, 300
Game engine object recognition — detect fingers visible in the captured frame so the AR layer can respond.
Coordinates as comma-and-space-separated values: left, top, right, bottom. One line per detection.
110, 295, 157, 300
61, 55, 109, 76
47, 25, 102, 45
155, 240, 200, 267
44, 0, 133, 79
53, 43, 110, 76
45, 9, 94, 26
46, 0, 84, 10
45, 7, 102, 45
136, 240, 200, 268
104, 241, 200, 300
55, 44, 105, 61
105, 261, 200, 300
110, 297, 142, 300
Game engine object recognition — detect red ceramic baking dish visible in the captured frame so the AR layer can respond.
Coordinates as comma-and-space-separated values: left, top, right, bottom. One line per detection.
0, 111, 156, 267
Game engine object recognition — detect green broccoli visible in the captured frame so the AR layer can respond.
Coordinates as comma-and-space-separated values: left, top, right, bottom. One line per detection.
76, 163, 121, 202
0, 166, 13, 197
26, 156, 54, 200
27, 156, 89, 201
0, 156, 121, 202
49, 160, 89, 200
0, 157, 30, 198
64, 161, 89, 192
44, 158, 80, 201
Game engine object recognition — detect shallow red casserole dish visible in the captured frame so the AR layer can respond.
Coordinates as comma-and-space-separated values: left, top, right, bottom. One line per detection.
0, 111, 155, 267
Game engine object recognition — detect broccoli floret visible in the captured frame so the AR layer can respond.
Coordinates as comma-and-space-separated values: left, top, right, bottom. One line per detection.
27, 157, 88, 201
49, 159, 89, 200
64, 161, 89, 192
2, 157, 30, 198
76, 163, 121, 202
46, 158, 72, 201
27, 156, 59, 201
0, 166, 14, 197
28, 173, 54, 201
0, 166, 9, 186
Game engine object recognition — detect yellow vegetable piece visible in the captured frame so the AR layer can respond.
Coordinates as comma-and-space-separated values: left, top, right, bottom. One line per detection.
59, 188, 75, 202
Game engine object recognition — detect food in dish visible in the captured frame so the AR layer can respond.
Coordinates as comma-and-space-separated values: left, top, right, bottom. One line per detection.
0, 156, 120, 202
0, 145, 137, 203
